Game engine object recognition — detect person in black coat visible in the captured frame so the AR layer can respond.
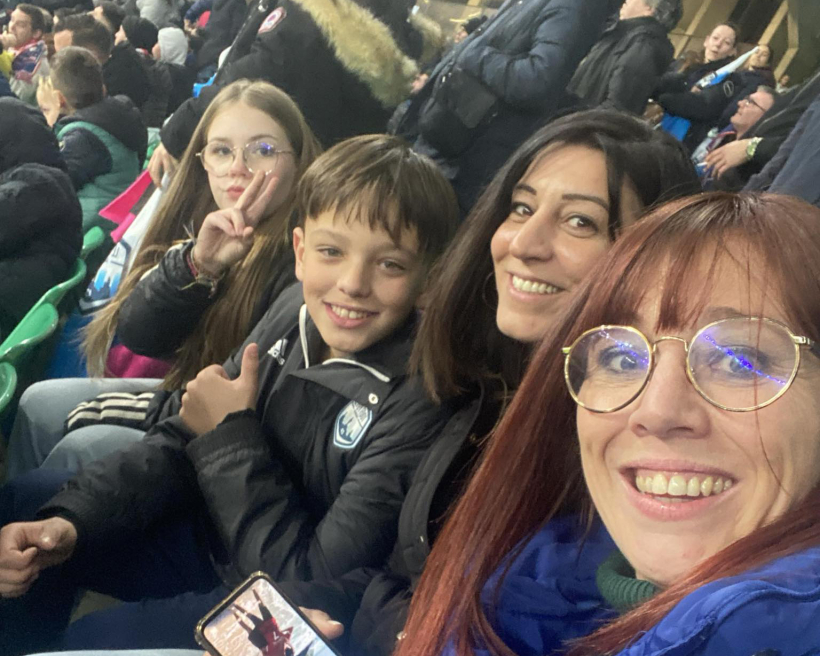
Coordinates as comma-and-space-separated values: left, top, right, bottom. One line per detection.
193, 0, 245, 70
0, 98, 82, 339
120, 16, 172, 126
567, 0, 682, 115
394, 0, 621, 215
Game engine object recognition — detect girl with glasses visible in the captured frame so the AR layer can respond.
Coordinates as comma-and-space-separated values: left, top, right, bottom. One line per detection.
399, 192, 820, 656
5, 80, 320, 478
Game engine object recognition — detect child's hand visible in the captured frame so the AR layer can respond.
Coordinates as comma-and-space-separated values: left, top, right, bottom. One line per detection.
0, 517, 78, 598
180, 344, 260, 437
192, 171, 280, 278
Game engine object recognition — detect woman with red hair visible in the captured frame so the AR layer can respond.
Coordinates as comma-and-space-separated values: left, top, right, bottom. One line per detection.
397, 192, 820, 656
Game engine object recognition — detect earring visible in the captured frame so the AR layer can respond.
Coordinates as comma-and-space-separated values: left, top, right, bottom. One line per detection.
481, 270, 497, 310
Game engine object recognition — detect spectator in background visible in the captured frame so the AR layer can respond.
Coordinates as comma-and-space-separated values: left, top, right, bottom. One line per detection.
653, 22, 739, 150
452, 14, 486, 44
742, 43, 775, 87
38, 6, 54, 57
188, 0, 243, 74
0, 97, 82, 339
394, 0, 622, 214
692, 85, 776, 185
568, 0, 682, 115
55, 12, 151, 110
137, 0, 182, 28
92, 0, 125, 33
0, 4, 50, 104
120, 15, 171, 126
712, 66, 820, 191
38, 46, 146, 240
745, 90, 820, 207
153, 25, 192, 113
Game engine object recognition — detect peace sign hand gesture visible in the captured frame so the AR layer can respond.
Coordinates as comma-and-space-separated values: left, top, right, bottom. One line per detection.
192, 171, 280, 278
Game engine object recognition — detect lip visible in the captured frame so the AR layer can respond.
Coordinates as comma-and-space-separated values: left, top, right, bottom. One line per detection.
620, 459, 734, 479
504, 272, 564, 303
324, 302, 378, 329
618, 460, 737, 522
226, 186, 246, 197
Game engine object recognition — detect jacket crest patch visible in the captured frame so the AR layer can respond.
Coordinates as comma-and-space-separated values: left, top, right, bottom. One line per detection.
334, 400, 372, 449
258, 7, 286, 34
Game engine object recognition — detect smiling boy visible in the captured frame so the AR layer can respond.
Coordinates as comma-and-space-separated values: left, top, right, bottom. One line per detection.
0, 135, 459, 653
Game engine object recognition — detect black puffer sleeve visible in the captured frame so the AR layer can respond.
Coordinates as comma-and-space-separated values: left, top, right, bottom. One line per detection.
117, 242, 215, 359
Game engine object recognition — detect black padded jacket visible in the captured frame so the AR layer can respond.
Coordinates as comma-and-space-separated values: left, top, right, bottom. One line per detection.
40, 283, 454, 588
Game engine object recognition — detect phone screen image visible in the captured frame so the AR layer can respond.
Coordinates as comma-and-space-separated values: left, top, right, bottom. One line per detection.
199, 576, 338, 656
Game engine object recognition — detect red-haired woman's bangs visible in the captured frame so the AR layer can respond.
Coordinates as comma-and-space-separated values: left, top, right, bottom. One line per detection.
563, 193, 820, 346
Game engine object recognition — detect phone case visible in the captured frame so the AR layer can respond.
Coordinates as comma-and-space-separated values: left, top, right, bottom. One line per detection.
195, 571, 343, 656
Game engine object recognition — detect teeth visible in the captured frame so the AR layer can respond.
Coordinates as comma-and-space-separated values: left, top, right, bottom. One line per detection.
686, 476, 701, 497
701, 476, 714, 496
651, 473, 668, 495
331, 305, 370, 320
634, 471, 734, 499
667, 475, 687, 496
511, 275, 560, 295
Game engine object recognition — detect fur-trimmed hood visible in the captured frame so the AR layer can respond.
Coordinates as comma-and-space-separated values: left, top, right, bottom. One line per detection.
292, 0, 419, 108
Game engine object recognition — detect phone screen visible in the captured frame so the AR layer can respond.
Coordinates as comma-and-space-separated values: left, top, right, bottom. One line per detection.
197, 573, 340, 656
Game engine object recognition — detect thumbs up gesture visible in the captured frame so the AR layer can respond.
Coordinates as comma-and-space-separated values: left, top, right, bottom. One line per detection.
0, 517, 78, 598
180, 344, 261, 437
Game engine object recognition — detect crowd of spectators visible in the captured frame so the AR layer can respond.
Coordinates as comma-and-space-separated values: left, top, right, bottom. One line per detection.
2, 1, 820, 656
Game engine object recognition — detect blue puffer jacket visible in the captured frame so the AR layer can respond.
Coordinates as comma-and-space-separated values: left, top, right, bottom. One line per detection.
459, 517, 820, 656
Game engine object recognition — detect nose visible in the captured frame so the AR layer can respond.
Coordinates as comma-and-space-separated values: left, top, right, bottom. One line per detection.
337, 259, 371, 298
228, 149, 251, 177
627, 342, 710, 441
507, 208, 556, 263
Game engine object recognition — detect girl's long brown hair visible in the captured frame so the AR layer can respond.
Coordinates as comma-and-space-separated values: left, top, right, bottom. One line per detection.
397, 193, 820, 656
83, 80, 322, 389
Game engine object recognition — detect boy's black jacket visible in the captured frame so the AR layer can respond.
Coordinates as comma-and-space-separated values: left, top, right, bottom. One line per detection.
39, 283, 453, 586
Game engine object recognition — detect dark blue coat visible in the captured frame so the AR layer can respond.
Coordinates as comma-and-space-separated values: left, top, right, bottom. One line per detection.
460, 517, 820, 656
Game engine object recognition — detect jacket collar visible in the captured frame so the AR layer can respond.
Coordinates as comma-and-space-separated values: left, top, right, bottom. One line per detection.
288, 0, 418, 107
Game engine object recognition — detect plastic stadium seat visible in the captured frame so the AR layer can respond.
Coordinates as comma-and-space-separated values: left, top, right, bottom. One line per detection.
38, 259, 87, 309
0, 303, 59, 367
0, 361, 16, 414
81, 227, 106, 260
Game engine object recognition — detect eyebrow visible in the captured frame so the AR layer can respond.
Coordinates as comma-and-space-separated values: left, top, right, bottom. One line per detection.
310, 226, 417, 257
207, 134, 281, 143
513, 184, 610, 212
700, 306, 748, 322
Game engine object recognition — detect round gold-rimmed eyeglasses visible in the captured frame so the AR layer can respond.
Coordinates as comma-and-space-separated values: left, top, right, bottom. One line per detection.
196, 139, 294, 177
562, 318, 820, 413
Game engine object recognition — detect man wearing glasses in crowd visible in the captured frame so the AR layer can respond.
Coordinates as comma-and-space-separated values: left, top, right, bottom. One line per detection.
692, 85, 777, 186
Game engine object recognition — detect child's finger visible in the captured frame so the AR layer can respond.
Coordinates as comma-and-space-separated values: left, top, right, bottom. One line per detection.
244, 174, 279, 227
234, 171, 266, 212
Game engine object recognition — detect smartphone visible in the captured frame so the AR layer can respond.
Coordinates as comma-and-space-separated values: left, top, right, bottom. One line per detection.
196, 572, 342, 656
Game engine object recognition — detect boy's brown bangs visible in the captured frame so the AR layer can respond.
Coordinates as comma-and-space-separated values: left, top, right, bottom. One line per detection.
311, 182, 408, 249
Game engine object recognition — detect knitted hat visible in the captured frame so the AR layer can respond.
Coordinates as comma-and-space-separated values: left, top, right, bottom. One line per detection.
122, 16, 158, 51
157, 26, 187, 65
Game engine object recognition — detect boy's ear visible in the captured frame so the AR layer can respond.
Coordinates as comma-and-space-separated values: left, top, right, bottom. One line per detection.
292, 226, 305, 282
55, 89, 69, 111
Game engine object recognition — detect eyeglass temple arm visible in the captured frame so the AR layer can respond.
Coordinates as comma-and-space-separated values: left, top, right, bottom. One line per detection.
794, 336, 820, 359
